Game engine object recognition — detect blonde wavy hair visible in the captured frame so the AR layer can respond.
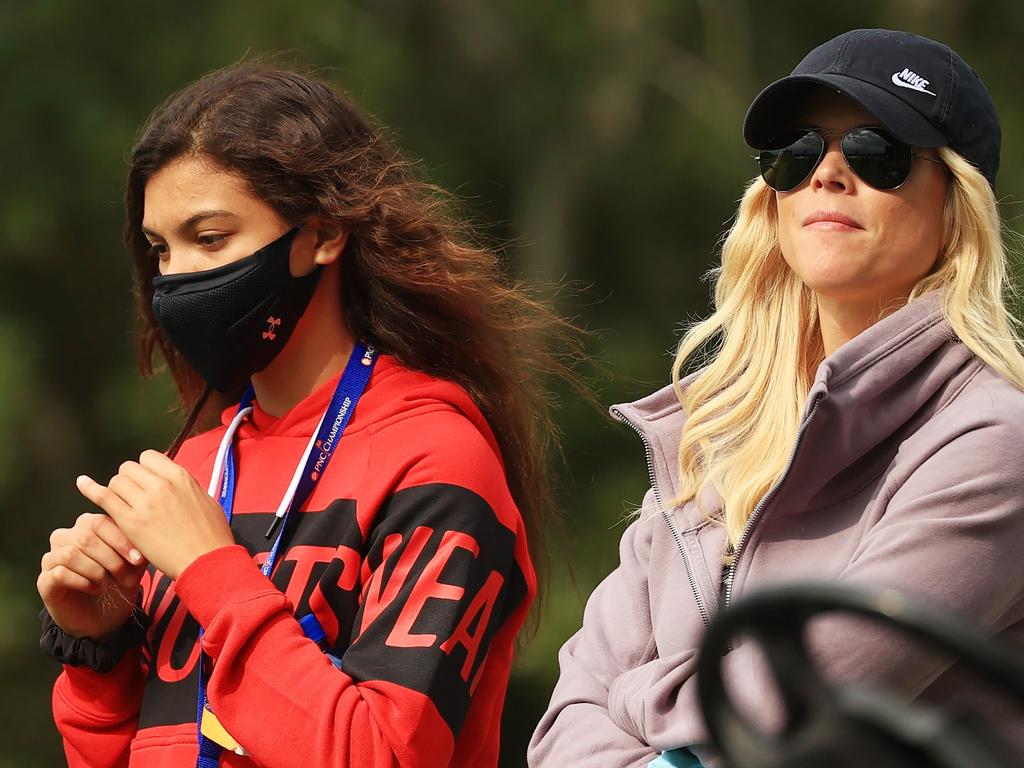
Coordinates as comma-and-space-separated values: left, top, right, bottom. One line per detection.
672, 148, 1024, 549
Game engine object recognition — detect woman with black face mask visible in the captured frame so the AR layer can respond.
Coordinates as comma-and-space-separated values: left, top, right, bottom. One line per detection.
36, 64, 581, 768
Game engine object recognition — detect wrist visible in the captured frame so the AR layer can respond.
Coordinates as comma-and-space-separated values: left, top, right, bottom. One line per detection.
40, 607, 149, 672
174, 545, 274, 632
169, 539, 235, 581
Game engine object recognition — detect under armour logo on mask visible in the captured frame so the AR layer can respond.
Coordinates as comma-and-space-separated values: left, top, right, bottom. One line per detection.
262, 316, 282, 340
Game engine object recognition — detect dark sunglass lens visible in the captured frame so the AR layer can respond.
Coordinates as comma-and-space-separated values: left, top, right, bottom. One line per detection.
842, 128, 912, 189
758, 132, 823, 192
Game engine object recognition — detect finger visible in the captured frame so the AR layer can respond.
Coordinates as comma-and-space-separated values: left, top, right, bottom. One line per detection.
70, 527, 143, 587
38, 565, 101, 597
107, 471, 148, 509
140, 450, 201, 499
42, 545, 109, 586
138, 449, 184, 480
78, 513, 145, 566
117, 459, 164, 493
49, 526, 73, 550
76, 475, 132, 522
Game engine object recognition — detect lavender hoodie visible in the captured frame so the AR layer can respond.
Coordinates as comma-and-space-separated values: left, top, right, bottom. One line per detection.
529, 290, 1024, 766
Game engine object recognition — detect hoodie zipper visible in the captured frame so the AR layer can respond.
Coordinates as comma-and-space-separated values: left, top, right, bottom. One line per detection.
611, 407, 712, 630
721, 390, 826, 610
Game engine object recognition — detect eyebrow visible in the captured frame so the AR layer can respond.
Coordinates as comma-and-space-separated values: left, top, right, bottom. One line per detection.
141, 209, 237, 239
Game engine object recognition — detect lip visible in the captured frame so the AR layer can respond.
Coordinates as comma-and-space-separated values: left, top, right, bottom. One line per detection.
802, 211, 864, 230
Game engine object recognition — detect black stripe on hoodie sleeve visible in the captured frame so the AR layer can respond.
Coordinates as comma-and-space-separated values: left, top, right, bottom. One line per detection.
341, 483, 529, 736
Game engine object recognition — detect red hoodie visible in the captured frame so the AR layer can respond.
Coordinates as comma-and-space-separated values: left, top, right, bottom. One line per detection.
51, 355, 536, 767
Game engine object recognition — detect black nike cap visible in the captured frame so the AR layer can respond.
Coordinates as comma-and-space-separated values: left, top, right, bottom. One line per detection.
743, 29, 1000, 185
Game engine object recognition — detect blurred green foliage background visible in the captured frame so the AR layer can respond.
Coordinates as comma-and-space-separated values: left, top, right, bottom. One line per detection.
2, 1, 1022, 765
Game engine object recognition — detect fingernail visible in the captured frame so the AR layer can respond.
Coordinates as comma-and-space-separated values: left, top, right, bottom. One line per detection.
129, 549, 143, 564
75, 475, 89, 487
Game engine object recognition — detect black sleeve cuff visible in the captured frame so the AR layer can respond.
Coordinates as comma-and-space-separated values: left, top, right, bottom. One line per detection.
39, 606, 149, 673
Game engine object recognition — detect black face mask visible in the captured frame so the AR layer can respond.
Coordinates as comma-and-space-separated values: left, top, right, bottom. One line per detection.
151, 226, 322, 392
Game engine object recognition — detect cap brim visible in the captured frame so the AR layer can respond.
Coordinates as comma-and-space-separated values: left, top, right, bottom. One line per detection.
743, 73, 948, 149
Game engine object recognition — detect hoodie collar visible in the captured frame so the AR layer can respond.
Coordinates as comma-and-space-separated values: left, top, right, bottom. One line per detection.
611, 290, 978, 516
220, 355, 401, 440
217, 354, 504, 466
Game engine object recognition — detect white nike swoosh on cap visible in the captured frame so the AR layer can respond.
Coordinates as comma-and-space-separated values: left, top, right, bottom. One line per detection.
891, 71, 937, 96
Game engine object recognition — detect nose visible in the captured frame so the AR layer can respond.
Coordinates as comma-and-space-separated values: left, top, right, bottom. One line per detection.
160, 254, 182, 276
809, 138, 854, 193
160, 248, 199, 276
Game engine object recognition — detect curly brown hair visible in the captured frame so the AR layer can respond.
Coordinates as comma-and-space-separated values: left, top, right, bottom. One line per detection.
125, 63, 587, 622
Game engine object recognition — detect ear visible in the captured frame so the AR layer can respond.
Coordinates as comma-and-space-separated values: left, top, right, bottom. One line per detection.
308, 217, 349, 266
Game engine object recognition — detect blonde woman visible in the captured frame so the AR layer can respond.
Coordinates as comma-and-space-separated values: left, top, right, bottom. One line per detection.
529, 29, 1024, 768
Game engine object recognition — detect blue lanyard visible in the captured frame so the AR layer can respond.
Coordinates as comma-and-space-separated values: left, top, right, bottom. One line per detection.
195, 342, 377, 766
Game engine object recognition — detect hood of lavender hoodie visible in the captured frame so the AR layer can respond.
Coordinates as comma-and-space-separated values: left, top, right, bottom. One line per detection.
529, 289, 1024, 767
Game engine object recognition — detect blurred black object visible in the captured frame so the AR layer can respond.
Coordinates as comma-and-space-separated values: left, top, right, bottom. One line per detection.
697, 583, 1024, 768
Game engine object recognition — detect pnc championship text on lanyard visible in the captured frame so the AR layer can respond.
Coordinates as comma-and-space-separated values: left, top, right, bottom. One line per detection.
196, 341, 378, 766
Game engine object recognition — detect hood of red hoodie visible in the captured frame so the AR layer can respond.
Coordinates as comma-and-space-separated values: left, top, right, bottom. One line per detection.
219, 354, 502, 460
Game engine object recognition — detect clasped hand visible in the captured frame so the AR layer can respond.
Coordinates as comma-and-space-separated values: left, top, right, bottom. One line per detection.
76, 449, 235, 580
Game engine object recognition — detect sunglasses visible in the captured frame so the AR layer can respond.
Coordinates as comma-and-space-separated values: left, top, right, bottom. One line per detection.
756, 127, 945, 192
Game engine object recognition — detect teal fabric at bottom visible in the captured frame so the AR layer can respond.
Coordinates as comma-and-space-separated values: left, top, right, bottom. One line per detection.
648, 747, 704, 767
